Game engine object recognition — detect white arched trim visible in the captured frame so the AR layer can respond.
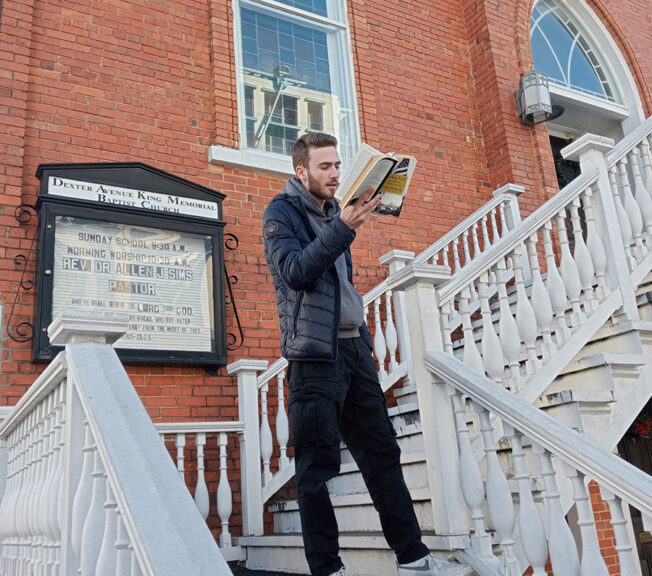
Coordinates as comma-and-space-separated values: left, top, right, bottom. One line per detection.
549, 0, 645, 135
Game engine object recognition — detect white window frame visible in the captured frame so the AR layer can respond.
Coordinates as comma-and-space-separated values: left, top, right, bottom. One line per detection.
209, 0, 361, 176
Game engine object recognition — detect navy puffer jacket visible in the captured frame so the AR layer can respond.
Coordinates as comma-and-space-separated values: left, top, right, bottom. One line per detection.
263, 191, 372, 361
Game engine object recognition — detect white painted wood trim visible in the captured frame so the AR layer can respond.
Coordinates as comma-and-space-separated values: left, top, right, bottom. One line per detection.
208, 146, 294, 177
154, 422, 245, 435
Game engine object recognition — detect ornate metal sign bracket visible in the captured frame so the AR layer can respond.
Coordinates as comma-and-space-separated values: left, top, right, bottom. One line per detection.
224, 232, 244, 352
6, 204, 39, 343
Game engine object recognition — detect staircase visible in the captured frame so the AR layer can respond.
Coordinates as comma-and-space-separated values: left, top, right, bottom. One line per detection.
225, 120, 652, 575
1, 121, 652, 575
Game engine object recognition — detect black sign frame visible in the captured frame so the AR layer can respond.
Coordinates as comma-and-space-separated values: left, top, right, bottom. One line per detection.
34, 163, 227, 366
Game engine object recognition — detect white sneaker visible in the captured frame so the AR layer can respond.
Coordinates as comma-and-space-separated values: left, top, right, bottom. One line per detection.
328, 568, 347, 576
398, 553, 474, 576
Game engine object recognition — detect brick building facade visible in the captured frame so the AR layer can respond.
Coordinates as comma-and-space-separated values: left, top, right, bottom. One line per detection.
1, 0, 650, 567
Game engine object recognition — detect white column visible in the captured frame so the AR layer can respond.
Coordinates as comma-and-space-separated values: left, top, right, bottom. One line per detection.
387, 263, 468, 535
227, 359, 268, 536
562, 135, 639, 320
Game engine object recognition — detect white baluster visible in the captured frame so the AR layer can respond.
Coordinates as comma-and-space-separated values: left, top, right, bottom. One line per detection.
496, 259, 523, 391
566, 469, 609, 576
533, 444, 580, 576
451, 394, 491, 556
216, 433, 232, 549
640, 138, 652, 200
453, 238, 462, 273
491, 208, 500, 243
80, 451, 107, 576
600, 488, 638, 576
96, 481, 118, 575
52, 382, 67, 575
440, 300, 454, 356
513, 244, 539, 375
499, 201, 509, 238
194, 433, 210, 520
569, 197, 597, 313
259, 383, 273, 485
618, 157, 644, 260
481, 215, 491, 249
507, 425, 549, 576
384, 289, 398, 372
609, 166, 635, 268
30, 398, 49, 571
477, 273, 505, 384
478, 408, 519, 576
462, 230, 471, 268
629, 149, 652, 247
528, 233, 555, 361
442, 245, 450, 268
459, 287, 484, 374
556, 209, 584, 328
115, 512, 131, 576
130, 545, 143, 576
472, 223, 481, 260
71, 423, 94, 565
582, 187, 608, 301
543, 222, 570, 345
175, 434, 185, 484
276, 370, 290, 469
373, 297, 388, 379
39, 393, 58, 575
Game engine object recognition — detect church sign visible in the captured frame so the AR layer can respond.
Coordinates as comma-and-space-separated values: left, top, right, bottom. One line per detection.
34, 163, 227, 366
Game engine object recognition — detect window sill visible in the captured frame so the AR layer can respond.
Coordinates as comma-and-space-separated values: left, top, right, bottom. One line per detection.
208, 145, 294, 177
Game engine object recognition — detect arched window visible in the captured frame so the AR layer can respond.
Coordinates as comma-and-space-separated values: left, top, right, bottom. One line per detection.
530, 0, 616, 102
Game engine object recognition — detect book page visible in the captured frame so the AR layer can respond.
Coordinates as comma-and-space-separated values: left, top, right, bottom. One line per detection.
335, 142, 382, 202
350, 157, 397, 202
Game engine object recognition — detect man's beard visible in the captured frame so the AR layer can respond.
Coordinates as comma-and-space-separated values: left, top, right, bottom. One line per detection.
307, 170, 337, 202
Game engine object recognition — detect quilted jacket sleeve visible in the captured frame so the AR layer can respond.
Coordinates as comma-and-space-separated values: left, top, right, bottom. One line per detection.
263, 197, 355, 291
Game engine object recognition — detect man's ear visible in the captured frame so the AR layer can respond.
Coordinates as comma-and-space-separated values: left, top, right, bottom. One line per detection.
295, 165, 305, 179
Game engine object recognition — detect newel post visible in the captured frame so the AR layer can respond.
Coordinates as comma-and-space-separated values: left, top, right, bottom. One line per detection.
387, 263, 468, 538
379, 250, 415, 385
227, 359, 268, 536
494, 184, 530, 282
562, 135, 640, 320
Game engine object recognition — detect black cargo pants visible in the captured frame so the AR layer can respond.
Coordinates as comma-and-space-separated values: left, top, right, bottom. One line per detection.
288, 336, 429, 576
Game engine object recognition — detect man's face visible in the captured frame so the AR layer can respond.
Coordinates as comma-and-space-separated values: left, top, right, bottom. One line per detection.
297, 146, 341, 205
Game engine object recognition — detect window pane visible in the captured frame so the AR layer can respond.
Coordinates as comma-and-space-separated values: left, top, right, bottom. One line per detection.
238, 2, 356, 165
531, 0, 616, 101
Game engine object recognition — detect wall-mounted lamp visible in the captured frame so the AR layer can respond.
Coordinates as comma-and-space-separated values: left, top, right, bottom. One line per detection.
516, 69, 553, 125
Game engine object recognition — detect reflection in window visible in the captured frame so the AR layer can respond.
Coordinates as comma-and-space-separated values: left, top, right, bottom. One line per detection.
530, 0, 615, 101
236, 0, 357, 165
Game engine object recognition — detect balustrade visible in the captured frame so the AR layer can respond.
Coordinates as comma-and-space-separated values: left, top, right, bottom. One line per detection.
427, 350, 652, 576
0, 313, 231, 576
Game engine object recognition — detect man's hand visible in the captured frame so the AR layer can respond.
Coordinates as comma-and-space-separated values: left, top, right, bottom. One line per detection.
340, 188, 382, 230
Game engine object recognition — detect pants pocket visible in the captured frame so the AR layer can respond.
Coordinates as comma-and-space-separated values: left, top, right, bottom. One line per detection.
289, 398, 340, 449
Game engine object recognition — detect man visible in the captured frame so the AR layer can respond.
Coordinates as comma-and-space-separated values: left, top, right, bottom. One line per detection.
263, 133, 472, 576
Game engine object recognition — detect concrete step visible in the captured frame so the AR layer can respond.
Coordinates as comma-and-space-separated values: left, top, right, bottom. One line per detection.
238, 533, 473, 576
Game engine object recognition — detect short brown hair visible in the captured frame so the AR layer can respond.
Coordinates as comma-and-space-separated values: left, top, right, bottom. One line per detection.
291, 133, 338, 170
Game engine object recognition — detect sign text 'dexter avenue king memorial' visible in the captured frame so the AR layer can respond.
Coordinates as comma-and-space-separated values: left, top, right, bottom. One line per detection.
34, 163, 227, 365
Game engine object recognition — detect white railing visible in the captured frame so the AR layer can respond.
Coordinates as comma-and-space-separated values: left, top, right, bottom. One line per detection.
155, 422, 246, 562
0, 313, 232, 576
420, 118, 652, 404
426, 350, 651, 576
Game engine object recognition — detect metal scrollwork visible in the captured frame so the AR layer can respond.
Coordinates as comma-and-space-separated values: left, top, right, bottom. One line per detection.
6, 204, 39, 343
223, 232, 244, 352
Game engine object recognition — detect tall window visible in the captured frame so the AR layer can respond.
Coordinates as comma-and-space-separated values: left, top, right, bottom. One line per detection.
530, 0, 616, 101
235, 0, 358, 165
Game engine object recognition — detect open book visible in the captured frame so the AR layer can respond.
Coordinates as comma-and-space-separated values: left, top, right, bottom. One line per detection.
335, 143, 416, 217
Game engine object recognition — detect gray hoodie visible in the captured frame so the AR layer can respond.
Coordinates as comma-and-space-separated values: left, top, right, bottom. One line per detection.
282, 177, 364, 338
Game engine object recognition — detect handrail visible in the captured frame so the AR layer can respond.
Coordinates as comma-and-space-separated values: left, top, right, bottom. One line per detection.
257, 357, 288, 389
424, 350, 652, 515
604, 115, 652, 168
155, 421, 245, 435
